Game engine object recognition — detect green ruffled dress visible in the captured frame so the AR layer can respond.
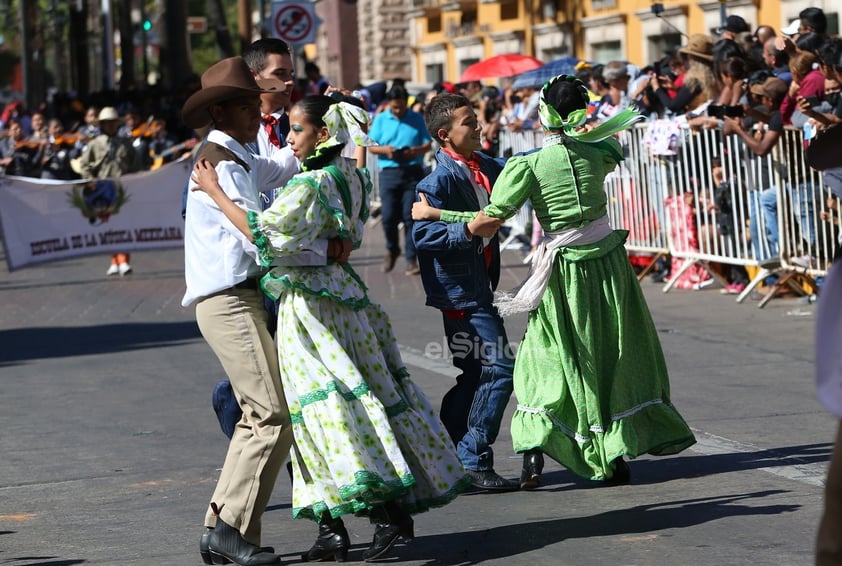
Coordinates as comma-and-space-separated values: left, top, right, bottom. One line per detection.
248, 156, 469, 521
441, 137, 696, 480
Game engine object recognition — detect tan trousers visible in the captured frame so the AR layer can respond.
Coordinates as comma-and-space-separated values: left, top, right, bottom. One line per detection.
818, 421, 842, 565
196, 287, 292, 545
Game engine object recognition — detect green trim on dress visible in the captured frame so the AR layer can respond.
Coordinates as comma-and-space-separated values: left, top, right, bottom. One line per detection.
247, 210, 273, 267
260, 264, 371, 311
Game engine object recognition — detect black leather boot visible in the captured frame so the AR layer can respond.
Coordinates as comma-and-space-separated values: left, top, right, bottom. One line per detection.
301, 513, 350, 562
362, 501, 414, 562
206, 518, 281, 566
520, 449, 544, 490
604, 457, 631, 485
200, 528, 229, 565
201, 527, 275, 564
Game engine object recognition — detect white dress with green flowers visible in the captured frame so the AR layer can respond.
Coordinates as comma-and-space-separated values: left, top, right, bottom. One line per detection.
248, 156, 469, 522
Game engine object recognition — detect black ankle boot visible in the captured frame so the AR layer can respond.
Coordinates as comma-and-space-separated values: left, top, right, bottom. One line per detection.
301, 513, 349, 562
206, 518, 281, 566
362, 501, 414, 562
201, 527, 275, 564
604, 457, 630, 485
520, 449, 544, 490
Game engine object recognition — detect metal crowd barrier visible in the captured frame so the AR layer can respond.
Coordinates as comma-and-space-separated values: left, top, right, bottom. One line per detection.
495, 120, 840, 307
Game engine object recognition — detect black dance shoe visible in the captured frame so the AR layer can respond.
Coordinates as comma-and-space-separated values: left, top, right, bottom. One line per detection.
200, 528, 228, 565
206, 518, 281, 566
201, 527, 276, 564
465, 469, 520, 492
363, 501, 415, 562
520, 450, 544, 490
603, 457, 631, 486
301, 514, 350, 562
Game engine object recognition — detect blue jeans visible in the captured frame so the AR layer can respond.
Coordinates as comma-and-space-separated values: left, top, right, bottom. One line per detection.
440, 306, 515, 471
748, 188, 779, 261
789, 181, 816, 251
379, 165, 425, 261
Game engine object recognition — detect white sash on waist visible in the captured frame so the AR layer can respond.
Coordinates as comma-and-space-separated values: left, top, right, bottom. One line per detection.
493, 215, 613, 317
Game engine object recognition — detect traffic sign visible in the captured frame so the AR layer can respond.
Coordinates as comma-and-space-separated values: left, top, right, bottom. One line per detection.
270, 1, 321, 46
186, 16, 208, 34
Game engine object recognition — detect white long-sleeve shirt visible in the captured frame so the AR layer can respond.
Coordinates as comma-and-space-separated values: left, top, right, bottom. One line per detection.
182, 129, 322, 307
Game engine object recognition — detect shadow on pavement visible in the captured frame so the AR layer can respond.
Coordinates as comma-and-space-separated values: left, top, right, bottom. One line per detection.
0, 322, 201, 366
1, 559, 85, 566
498, 443, 831, 493
627, 442, 832, 485
390, 490, 797, 565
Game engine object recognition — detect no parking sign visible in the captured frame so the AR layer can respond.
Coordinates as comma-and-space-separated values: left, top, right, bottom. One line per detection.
270, 1, 322, 46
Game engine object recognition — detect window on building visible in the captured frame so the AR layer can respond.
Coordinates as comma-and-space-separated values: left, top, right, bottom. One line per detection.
460, 58, 479, 76
591, 0, 616, 10
591, 40, 622, 64
500, 2, 518, 20
541, 0, 558, 20
541, 48, 569, 62
460, 10, 477, 35
425, 63, 444, 85
649, 33, 682, 62
428, 15, 441, 33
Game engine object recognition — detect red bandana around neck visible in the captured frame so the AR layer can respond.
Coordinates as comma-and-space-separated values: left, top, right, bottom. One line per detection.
441, 147, 494, 270
442, 147, 491, 195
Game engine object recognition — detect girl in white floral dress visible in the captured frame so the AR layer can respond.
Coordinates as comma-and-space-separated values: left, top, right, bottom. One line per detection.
192, 95, 469, 563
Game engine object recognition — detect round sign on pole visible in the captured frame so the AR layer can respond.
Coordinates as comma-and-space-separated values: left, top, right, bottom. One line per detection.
270, 2, 320, 46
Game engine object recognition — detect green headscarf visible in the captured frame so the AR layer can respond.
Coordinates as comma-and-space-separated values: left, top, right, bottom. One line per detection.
317, 100, 374, 154
537, 74, 643, 143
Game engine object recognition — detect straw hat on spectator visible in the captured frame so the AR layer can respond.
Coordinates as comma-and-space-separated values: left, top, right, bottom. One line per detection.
679, 34, 714, 62
96, 107, 121, 123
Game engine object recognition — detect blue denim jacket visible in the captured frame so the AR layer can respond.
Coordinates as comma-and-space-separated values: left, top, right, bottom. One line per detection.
412, 149, 505, 310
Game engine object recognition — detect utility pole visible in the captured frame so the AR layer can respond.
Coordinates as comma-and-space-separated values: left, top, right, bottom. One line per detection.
159, 1, 190, 93
207, 0, 235, 58
18, 0, 31, 108
117, 0, 134, 92
102, 0, 115, 90
68, 1, 90, 99
238, 0, 252, 52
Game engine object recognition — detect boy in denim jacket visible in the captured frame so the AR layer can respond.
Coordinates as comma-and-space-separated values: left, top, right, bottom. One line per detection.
411, 93, 518, 492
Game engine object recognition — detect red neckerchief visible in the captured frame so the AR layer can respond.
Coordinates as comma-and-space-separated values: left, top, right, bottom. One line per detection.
441, 147, 494, 274
262, 115, 282, 148
442, 147, 491, 195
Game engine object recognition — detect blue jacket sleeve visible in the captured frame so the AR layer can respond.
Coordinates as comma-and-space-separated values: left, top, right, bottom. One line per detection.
411, 181, 472, 252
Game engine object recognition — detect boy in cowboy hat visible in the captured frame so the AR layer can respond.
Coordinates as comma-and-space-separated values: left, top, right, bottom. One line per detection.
74, 106, 138, 276
181, 56, 344, 566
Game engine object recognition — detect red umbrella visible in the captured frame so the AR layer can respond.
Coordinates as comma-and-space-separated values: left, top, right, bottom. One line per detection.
460, 54, 544, 82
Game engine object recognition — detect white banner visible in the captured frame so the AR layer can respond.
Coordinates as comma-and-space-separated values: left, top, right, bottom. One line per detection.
0, 160, 190, 270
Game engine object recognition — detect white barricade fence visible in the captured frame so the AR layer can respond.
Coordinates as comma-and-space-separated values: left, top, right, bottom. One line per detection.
496, 121, 840, 307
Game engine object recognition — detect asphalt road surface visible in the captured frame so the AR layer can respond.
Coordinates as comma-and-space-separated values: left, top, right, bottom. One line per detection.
0, 226, 831, 565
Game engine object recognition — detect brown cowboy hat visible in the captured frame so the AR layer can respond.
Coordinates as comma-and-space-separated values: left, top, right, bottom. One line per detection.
182, 57, 285, 129
679, 34, 714, 61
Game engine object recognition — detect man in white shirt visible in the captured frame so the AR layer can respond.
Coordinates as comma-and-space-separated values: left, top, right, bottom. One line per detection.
181, 57, 344, 566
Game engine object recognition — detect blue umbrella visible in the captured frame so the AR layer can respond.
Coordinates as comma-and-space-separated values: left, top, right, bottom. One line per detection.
511, 56, 584, 89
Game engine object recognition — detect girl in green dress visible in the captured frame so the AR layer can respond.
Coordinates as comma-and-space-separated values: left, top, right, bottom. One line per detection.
193, 95, 469, 562
412, 75, 696, 486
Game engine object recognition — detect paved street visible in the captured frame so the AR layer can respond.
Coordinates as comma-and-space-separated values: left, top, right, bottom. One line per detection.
0, 225, 832, 566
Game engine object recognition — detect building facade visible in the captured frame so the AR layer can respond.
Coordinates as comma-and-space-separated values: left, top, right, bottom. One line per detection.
405, 0, 838, 87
